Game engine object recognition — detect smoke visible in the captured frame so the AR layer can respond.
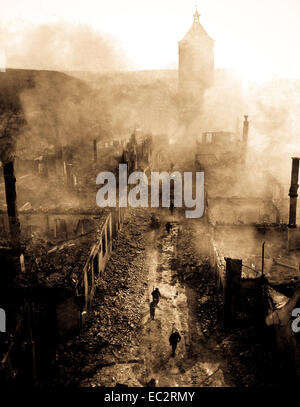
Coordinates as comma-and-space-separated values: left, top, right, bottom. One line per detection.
14, 71, 115, 164
83, 70, 180, 137
189, 69, 245, 135
0, 20, 134, 163
187, 70, 300, 190
3, 22, 131, 72
245, 79, 300, 185
247, 80, 297, 149
1, 19, 299, 205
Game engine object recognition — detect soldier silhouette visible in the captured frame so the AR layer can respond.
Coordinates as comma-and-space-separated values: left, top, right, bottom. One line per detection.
169, 327, 181, 357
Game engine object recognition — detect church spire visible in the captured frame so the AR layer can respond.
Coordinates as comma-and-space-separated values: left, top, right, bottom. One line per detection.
193, 1, 200, 23
193, 9, 200, 23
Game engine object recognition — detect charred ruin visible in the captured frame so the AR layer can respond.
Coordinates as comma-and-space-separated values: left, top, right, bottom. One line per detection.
0, 8, 300, 389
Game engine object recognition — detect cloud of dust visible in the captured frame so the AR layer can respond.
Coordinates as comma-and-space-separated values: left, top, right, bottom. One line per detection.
2, 21, 132, 72
245, 79, 300, 185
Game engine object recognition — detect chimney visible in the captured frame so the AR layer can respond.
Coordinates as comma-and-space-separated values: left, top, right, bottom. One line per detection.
288, 157, 300, 228
93, 139, 98, 163
55, 144, 64, 176
66, 163, 73, 187
242, 115, 249, 165
242, 115, 249, 143
3, 161, 21, 253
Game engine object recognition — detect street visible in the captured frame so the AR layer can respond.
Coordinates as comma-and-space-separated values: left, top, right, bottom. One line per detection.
59, 208, 234, 386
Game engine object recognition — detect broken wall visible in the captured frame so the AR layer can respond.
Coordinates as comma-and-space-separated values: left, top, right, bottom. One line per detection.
208, 198, 280, 225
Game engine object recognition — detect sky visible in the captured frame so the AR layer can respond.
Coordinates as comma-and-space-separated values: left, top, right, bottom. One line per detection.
1, 0, 300, 82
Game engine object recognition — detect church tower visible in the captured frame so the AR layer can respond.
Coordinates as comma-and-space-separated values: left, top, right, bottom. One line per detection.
178, 9, 214, 99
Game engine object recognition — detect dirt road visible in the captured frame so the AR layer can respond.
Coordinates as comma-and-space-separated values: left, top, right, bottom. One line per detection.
82, 212, 233, 387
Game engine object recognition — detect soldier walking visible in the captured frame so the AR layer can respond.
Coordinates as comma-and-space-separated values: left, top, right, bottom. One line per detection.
169, 327, 181, 357
151, 287, 161, 306
165, 222, 172, 234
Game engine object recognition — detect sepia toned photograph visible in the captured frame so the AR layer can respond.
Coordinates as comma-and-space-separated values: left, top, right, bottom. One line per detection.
0, 0, 300, 394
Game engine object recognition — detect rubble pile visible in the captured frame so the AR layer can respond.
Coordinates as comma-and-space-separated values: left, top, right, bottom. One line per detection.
15, 212, 108, 290
58, 208, 151, 386
175, 222, 220, 337
219, 328, 275, 387
175, 223, 211, 274
175, 220, 277, 386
